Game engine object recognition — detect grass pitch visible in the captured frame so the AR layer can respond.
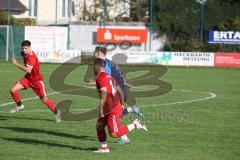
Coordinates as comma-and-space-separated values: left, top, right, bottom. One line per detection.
0, 61, 239, 160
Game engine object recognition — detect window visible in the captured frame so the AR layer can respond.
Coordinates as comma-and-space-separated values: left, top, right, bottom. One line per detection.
62, 0, 71, 18
28, 0, 37, 17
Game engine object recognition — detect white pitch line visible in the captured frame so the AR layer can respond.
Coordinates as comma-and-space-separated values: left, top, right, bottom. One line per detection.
0, 88, 82, 107
16, 108, 92, 113
141, 90, 217, 108
0, 70, 57, 73
0, 89, 217, 113
0, 91, 59, 107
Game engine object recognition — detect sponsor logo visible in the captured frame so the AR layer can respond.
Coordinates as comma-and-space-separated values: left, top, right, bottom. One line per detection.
214, 53, 240, 67
159, 52, 172, 64
104, 30, 112, 40
147, 52, 172, 65
97, 28, 147, 44
209, 31, 240, 44
36, 50, 81, 63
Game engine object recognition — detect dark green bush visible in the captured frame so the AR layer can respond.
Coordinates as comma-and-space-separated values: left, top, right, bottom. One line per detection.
11, 17, 37, 26
0, 9, 36, 26
0, 9, 8, 24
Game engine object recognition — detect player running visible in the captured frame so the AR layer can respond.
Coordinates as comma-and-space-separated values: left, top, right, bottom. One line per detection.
93, 47, 143, 115
89, 46, 144, 144
93, 58, 147, 153
10, 40, 61, 122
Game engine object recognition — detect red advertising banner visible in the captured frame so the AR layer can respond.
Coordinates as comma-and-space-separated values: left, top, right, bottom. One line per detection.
214, 53, 240, 67
96, 28, 148, 44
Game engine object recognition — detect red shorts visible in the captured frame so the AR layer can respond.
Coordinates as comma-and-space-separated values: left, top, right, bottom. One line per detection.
18, 77, 47, 98
97, 106, 124, 134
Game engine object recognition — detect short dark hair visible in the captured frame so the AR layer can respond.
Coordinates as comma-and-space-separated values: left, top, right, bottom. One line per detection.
94, 58, 105, 68
21, 40, 31, 47
94, 46, 107, 55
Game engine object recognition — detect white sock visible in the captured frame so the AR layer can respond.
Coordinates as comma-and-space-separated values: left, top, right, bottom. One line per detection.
127, 124, 135, 131
121, 134, 128, 140
127, 107, 133, 113
101, 142, 108, 148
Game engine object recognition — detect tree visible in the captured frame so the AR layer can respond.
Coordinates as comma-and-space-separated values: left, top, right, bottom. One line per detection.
152, 0, 240, 51
0, 9, 8, 25
153, 0, 199, 42
129, 0, 148, 22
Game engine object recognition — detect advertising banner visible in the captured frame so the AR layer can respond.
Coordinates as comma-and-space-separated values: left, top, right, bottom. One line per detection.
96, 28, 148, 44
214, 53, 240, 67
208, 31, 240, 44
168, 52, 214, 66
107, 52, 214, 66
25, 26, 68, 50
36, 50, 81, 63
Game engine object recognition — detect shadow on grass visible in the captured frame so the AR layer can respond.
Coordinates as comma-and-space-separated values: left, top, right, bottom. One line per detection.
0, 126, 95, 141
0, 117, 8, 120
0, 115, 54, 122
0, 136, 97, 151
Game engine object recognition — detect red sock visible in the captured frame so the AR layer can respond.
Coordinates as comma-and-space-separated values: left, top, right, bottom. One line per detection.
43, 98, 56, 112
97, 129, 106, 142
115, 126, 129, 137
10, 90, 21, 103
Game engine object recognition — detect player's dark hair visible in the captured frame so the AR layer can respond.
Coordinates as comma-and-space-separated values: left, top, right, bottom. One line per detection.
94, 58, 105, 68
94, 46, 107, 55
21, 40, 31, 47
94, 58, 105, 75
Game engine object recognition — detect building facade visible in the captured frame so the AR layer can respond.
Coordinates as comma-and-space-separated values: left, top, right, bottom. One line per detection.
1, 0, 131, 25
2, 0, 74, 25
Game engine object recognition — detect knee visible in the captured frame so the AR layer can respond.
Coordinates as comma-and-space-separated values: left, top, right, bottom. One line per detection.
110, 132, 118, 138
10, 84, 21, 93
10, 88, 16, 93
41, 96, 47, 102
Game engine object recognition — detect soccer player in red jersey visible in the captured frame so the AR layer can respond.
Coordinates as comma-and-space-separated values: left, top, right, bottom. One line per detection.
90, 46, 144, 144
93, 58, 148, 153
10, 40, 61, 122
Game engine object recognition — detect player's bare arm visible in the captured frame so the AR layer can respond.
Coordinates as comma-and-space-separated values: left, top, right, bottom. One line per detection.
11, 58, 32, 73
99, 87, 107, 117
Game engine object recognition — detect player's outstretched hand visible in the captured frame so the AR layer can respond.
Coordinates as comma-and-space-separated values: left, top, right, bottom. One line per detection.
127, 83, 134, 89
11, 58, 17, 65
88, 78, 96, 86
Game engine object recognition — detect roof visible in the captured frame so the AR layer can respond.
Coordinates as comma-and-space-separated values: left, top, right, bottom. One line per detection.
0, 0, 27, 13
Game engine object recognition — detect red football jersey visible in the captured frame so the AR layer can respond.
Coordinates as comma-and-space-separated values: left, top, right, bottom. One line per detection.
96, 71, 121, 116
21, 51, 43, 82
